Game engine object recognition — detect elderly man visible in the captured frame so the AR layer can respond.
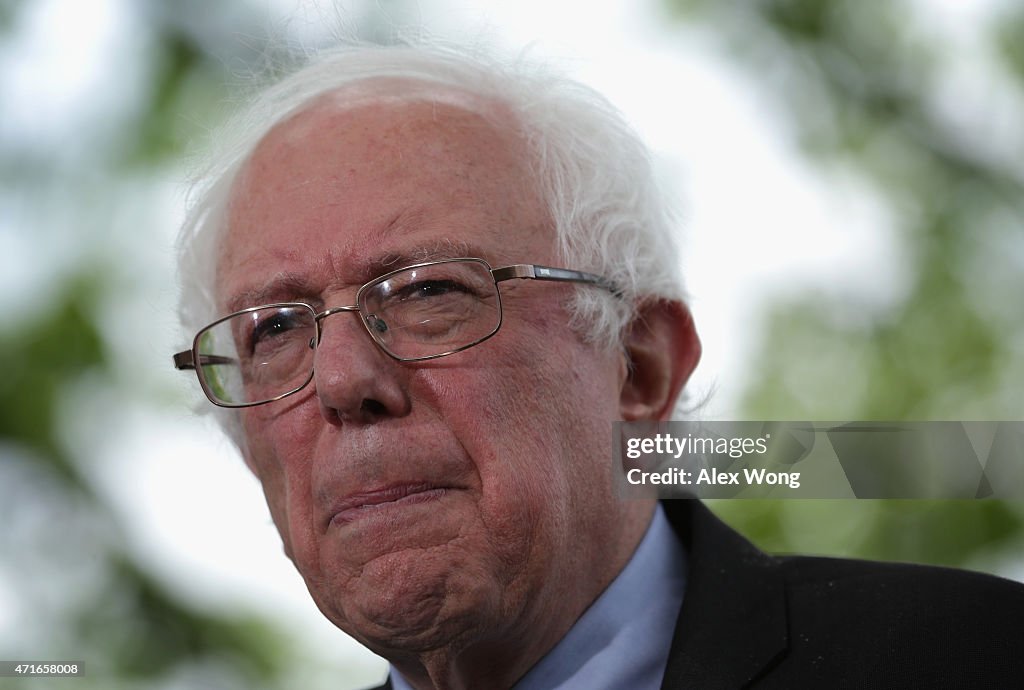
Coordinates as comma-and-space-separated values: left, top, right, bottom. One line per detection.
174, 45, 1023, 689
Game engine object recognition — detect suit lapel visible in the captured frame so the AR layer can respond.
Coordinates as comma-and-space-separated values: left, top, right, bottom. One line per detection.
660, 501, 788, 689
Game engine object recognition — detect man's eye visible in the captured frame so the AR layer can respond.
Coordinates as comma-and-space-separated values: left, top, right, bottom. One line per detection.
250, 312, 308, 350
398, 279, 474, 301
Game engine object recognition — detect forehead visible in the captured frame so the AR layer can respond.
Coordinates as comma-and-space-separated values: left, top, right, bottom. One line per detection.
217, 85, 551, 309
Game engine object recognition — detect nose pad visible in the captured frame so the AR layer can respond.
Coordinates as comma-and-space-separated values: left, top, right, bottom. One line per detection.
366, 314, 388, 333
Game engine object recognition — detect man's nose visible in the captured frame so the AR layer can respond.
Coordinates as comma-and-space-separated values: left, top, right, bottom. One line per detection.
312, 309, 411, 426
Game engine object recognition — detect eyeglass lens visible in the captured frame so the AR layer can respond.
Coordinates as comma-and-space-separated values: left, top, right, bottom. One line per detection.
195, 259, 501, 406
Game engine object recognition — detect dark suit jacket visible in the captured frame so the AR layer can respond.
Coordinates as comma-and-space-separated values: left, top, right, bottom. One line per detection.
369, 500, 1024, 689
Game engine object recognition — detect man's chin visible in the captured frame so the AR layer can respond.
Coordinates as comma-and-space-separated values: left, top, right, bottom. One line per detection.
313, 554, 506, 654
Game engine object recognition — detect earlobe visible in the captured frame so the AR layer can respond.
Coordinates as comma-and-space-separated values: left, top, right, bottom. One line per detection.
619, 299, 701, 421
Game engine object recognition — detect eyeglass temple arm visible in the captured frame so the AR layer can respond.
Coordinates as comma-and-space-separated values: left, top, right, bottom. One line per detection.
491, 264, 623, 297
172, 351, 238, 371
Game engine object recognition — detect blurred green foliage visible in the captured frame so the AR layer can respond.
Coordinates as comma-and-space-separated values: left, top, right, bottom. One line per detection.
0, 275, 292, 689
78, 556, 286, 680
996, 5, 1024, 83
0, 2, 303, 688
669, 0, 1024, 569
0, 273, 105, 478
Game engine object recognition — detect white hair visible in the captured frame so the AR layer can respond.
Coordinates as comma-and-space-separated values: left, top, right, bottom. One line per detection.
176, 41, 688, 436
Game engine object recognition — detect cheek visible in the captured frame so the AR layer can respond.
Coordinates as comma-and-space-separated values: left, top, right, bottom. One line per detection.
239, 403, 323, 563
469, 323, 620, 454
436, 329, 621, 537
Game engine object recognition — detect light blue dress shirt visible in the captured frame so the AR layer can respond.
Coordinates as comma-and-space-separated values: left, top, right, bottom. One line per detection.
389, 504, 687, 690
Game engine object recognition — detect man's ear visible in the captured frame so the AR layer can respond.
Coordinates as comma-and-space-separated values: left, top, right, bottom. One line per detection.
619, 299, 701, 421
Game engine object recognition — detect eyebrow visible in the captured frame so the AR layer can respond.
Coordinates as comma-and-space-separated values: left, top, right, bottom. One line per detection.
376, 239, 474, 271
225, 273, 320, 313
223, 239, 480, 314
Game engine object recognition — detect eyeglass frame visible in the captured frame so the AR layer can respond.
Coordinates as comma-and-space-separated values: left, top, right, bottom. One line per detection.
173, 257, 622, 408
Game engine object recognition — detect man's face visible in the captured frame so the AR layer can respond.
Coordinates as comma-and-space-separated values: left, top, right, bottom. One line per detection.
217, 89, 648, 659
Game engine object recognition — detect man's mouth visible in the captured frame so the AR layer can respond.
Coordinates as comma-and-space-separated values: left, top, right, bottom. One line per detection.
329, 483, 450, 526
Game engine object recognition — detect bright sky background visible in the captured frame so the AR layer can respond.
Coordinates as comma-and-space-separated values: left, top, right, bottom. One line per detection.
0, 0, 1016, 685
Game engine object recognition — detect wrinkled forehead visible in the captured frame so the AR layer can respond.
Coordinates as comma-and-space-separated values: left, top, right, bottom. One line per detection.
215, 78, 552, 309
232, 76, 527, 197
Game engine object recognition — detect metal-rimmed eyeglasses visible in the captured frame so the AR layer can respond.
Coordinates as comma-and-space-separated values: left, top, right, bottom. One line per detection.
173, 257, 620, 407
